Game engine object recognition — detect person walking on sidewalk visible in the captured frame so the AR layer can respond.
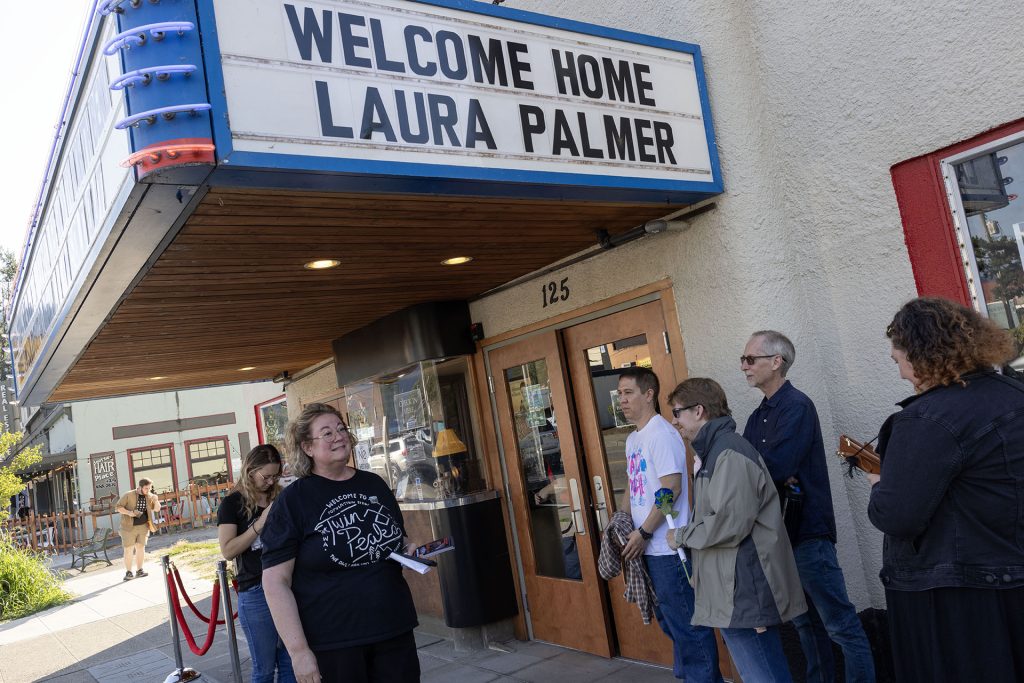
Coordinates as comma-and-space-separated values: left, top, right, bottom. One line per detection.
617, 367, 723, 682
114, 478, 158, 581
219, 444, 295, 683
741, 330, 875, 682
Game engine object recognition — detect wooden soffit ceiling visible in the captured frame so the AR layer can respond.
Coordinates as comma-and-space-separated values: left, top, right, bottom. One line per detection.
51, 187, 681, 401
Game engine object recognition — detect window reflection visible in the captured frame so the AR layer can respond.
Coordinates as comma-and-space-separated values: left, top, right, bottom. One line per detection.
505, 360, 580, 581
954, 138, 1024, 370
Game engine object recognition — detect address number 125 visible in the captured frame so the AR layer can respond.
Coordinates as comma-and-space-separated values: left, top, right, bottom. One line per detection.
542, 278, 570, 307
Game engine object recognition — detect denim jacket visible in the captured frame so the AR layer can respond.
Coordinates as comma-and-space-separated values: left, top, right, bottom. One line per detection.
868, 370, 1024, 591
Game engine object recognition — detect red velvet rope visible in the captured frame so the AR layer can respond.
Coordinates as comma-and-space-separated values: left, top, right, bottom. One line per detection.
167, 573, 220, 656
171, 565, 237, 623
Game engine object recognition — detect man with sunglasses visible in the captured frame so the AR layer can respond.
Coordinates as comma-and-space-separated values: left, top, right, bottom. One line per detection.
741, 331, 875, 683
617, 366, 722, 683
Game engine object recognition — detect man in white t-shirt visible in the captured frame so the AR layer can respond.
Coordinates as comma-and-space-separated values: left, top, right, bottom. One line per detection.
618, 367, 723, 683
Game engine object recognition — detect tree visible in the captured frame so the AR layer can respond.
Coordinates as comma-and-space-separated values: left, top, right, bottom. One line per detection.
0, 431, 42, 502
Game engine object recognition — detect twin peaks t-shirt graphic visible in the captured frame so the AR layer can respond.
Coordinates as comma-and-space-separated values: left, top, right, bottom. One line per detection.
314, 492, 404, 567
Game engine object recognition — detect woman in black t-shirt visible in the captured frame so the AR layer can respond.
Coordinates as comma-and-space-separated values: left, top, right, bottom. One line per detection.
262, 403, 420, 683
218, 445, 295, 683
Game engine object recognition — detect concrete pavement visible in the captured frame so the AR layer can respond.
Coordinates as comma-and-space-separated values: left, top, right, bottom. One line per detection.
0, 528, 678, 682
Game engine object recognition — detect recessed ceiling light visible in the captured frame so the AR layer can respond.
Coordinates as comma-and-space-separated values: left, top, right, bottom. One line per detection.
304, 259, 341, 270
441, 256, 473, 265
238, 366, 256, 371
149, 376, 165, 380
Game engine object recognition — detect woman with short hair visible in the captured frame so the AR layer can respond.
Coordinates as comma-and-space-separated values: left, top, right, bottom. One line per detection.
868, 297, 1024, 682
261, 403, 419, 683
667, 377, 805, 682
218, 444, 294, 683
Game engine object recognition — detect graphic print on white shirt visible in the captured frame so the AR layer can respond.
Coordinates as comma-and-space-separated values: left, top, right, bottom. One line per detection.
314, 491, 403, 567
626, 414, 688, 556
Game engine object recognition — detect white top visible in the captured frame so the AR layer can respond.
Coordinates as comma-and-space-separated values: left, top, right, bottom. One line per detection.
626, 413, 689, 556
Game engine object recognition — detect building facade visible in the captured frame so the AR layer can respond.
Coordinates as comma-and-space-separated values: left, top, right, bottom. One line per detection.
6, 0, 1023, 673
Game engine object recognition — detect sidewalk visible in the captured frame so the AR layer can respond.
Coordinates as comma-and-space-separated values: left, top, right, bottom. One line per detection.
0, 528, 677, 682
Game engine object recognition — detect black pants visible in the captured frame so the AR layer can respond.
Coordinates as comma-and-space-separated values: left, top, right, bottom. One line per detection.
314, 631, 420, 683
887, 586, 1024, 683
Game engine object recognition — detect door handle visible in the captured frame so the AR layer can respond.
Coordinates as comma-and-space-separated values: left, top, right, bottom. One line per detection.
592, 475, 609, 532
568, 478, 585, 536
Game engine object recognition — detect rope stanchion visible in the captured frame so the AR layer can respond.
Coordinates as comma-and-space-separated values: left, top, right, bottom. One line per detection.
217, 560, 244, 683
171, 564, 237, 623
167, 571, 221, 656
161, 555, 201, 683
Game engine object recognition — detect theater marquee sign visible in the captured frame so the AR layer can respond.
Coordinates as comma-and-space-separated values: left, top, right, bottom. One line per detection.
208, 0, 720, 195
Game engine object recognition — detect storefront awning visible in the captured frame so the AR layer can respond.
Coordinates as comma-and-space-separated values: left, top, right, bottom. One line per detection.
9, 0, 721, 406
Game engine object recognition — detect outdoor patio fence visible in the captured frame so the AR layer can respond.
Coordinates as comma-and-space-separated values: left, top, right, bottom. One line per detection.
2, 482, 234, 554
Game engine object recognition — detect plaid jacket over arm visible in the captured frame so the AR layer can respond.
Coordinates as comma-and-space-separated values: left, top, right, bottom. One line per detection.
598, 510, 657, 625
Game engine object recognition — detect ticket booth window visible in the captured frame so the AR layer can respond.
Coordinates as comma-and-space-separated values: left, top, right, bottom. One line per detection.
892, 120, 1024, 371
943, 134, 1024, 331
941, 133, 1024, 371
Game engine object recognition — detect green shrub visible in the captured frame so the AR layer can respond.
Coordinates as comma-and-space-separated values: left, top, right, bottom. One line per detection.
0, 532, 72, 621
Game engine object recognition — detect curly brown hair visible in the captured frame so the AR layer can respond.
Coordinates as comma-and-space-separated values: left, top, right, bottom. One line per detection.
886, 297, 1016, 388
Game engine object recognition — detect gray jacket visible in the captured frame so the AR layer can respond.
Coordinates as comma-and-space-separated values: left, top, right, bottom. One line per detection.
678, 416, 806, 629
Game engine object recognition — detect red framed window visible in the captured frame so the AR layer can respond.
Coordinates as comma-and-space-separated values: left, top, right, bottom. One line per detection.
185, 436, 232, 486
127, 443, 178, 495
255, 394, 287, 451
891, 118, 1024, 317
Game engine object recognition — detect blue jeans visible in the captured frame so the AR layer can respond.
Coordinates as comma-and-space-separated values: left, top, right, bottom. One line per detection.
721, 626, 792, 682
644, 554, 723, 682
792, 538, 875, 683
237, 584, 296, 683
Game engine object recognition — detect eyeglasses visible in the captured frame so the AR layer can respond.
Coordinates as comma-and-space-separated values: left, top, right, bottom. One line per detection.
671, 404, 699, 418
740, 354, 782, 366
312, 425, 349, 442
255, 471, 280, 483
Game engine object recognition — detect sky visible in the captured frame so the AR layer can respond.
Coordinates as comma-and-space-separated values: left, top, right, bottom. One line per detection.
0, 2, 92, 260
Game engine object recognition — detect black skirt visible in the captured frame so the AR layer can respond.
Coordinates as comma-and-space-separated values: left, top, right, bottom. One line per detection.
886, 586, 1024, 683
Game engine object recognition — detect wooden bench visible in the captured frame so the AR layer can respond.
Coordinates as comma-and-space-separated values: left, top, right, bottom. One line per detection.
69, 528, 115, 572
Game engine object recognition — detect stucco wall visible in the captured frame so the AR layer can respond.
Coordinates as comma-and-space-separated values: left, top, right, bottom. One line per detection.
47, 412, 76, 454
470, 0, 1024, 609
71, 382, 281, 503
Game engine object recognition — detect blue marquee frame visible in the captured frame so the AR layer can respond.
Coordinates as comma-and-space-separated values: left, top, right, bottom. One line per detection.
194, 0, 722, 202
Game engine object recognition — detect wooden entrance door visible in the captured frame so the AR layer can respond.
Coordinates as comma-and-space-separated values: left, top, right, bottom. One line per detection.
562, 301, 681, 665
489, 331, 612, 656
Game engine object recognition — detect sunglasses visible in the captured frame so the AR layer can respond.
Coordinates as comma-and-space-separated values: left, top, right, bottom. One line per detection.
671, 404, 699, 418
739, 354, 782, 366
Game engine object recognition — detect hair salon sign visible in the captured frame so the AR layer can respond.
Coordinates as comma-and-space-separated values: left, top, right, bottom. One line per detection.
209, 0, 719, 192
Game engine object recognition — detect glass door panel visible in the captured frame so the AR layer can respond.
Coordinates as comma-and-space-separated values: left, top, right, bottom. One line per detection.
488, 332, 612, 657
563, 302, 681, 668
504, 359, 580, 581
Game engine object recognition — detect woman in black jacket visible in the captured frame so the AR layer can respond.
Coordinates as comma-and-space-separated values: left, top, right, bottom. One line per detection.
868, 297, 1024, 682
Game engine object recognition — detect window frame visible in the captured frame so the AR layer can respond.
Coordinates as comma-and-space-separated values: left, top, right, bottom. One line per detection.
254, 393, 287, 445
891, 118, 1024, 309
184, 435, 233, 485
126, 442, 178, 493
939, 129, 1024, 316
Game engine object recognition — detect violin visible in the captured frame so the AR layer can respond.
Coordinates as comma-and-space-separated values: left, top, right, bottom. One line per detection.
836, 435, 882, 476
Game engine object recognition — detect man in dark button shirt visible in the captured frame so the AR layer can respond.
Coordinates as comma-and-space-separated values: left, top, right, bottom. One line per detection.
741, 330, 875, 683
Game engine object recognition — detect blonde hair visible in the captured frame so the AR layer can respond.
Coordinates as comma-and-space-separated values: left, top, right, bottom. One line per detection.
286, 403, 347, 478
234, 445, 284, 518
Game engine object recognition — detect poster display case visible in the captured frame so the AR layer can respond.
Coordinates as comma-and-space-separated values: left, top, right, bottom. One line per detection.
340, 357, 487, 504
